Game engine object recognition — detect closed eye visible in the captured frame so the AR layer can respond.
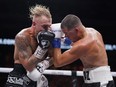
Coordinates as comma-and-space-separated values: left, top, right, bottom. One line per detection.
42, 25, 49, 30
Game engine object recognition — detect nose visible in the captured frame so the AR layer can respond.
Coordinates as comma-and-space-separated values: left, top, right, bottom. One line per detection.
44, 26, 51, 31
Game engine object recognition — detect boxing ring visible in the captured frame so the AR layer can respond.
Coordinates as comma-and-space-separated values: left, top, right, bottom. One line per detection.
0, 67, 116, 76
0, 67, 116, 87
0, 23, 116, 86
0, 67, 82, 76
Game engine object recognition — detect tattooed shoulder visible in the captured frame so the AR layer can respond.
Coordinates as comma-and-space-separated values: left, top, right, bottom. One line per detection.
15, 34, 30, 52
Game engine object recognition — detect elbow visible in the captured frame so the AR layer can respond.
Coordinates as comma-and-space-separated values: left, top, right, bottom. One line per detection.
26, 66, 34, 72
54, 63, 60, 67
23, 64, 34, 72
53, 61, 64, 68
19, 58, 36, 72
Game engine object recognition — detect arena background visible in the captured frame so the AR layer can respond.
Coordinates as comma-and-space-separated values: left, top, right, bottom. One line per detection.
0, 0, 116, 87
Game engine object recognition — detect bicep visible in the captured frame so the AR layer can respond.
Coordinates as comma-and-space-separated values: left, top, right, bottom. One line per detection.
15, 35, 32, 62
60, 45, 85, 66
61, 49, 79, 66
54, 48, 79, 67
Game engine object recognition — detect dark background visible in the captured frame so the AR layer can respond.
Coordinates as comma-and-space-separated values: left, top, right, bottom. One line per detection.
0, 0, 116, 87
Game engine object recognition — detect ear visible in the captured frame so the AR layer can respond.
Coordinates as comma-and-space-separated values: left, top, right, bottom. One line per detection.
75, 27, 78, 32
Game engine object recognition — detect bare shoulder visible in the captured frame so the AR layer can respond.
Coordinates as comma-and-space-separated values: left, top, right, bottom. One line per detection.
86, 27, 96, 32
15, 27, 31, 40
15, 28, 31, 50
16, 27, 30, 36
86, 28, 103, 41
15, 30, 25, 42
86, 27, 101, 35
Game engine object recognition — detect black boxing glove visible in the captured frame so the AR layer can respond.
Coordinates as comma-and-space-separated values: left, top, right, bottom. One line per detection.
34, 30, 55, 59
37, 30, 55, 49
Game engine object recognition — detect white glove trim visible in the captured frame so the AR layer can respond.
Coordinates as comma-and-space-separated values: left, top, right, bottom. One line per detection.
37, 58, 50, 73
34, 46, 48, 59
27, 68, 42, 81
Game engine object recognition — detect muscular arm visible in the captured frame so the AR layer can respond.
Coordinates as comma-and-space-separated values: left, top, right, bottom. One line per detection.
53, 40, 89, 67
15, 34, 40, 71
53, 47, 80, 67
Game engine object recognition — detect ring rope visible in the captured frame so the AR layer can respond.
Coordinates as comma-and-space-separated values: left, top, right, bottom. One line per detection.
0, 67, 116, 77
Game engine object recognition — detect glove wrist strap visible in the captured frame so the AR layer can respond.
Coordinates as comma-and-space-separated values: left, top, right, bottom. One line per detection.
36, 59, 50, 73
52, 38, 61, 48
34, 46, 48, 59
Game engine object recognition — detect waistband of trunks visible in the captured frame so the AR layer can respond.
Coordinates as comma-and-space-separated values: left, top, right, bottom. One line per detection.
83, 66, 113, 83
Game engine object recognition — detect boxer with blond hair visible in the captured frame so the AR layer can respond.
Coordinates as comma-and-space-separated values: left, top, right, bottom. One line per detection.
5, 4, 54, 87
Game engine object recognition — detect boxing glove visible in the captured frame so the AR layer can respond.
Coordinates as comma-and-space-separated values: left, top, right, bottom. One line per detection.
51, 23, 64, 48
26, 69, 48, 87
36, 57, 51, 73
34, 30, 55, 59
27, 68, 42, 81
37, 30, 55, 49
64, 37, 72, 46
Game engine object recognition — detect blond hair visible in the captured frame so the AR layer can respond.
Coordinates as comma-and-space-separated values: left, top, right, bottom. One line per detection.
29, 4, 52, 20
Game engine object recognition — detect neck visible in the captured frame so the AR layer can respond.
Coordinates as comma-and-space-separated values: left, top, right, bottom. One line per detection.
78, 25, 86, 39
30, 26, 36, 38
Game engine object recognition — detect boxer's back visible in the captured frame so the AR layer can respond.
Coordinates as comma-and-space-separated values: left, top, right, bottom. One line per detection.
79, 28, 108, 68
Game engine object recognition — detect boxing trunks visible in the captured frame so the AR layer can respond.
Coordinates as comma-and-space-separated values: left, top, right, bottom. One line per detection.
5, 63, 36, 87
82, 66, 115, 87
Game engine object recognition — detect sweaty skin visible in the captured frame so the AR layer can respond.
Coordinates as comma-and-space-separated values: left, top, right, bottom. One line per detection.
14, 15, 52, 72
14, 28, 39, 71
53, 26, 108, 68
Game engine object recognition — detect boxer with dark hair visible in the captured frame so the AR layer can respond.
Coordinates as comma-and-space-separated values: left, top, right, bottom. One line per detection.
5, 4, 54, 87
52, 14, 115, 87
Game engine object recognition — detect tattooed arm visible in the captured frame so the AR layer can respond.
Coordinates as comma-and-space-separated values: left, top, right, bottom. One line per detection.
15, 34, 42, 71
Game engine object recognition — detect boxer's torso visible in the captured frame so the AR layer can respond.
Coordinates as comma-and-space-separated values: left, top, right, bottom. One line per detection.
74, 28, 108, 68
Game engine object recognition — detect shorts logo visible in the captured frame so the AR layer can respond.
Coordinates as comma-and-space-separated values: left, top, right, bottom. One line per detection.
7, 76, 23, 85
22, 75, 31, 85
83, 71, 90, 80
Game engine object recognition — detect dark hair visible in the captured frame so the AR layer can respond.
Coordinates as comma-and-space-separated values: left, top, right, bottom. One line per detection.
61, 14, 81, 30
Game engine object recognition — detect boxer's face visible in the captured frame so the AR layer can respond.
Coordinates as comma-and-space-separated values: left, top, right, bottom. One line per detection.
62, 27, 79, 42
33, 15, 52, 34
